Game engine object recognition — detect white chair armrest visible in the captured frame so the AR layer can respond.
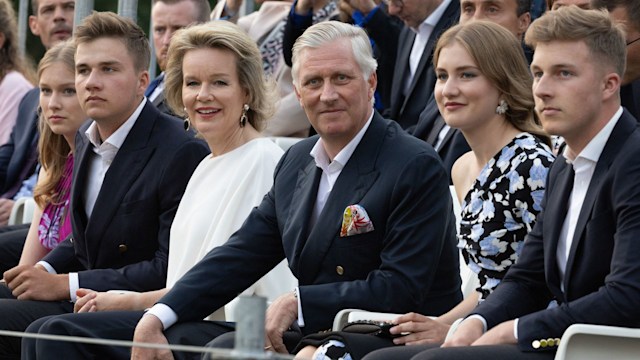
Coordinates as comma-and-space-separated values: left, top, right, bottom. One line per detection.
554, 324, 640, 360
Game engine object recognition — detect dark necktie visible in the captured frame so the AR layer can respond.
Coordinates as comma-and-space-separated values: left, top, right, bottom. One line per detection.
425, 116, 446, 146
145, 73, 164, 97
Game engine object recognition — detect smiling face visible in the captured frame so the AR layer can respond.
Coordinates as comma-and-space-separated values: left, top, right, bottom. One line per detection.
294, 38, 376, 152
460, 0, 530, 38
151, 0, 198, 71
39, 62, 86, 145
181, 47, 248, 148
530, 40, 610, 150
29, 0, 75, 49
75, 37, 148, 132
434, 42, 502, 132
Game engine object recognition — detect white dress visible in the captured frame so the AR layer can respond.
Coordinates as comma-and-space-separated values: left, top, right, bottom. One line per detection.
166, 138, 297, 321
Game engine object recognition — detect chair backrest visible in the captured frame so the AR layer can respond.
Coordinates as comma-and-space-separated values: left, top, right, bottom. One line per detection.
8, 197, 36, 226
269, 137, 303, 152
554, 324, 640, 360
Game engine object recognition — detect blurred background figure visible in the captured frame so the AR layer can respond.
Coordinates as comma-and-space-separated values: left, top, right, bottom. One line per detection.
0, 0, 35, 146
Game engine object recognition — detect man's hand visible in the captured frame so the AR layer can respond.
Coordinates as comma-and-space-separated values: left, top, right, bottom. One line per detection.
472, 320, 517, 346
3, 264, 69, 301
131, 314, 174, 360
0, 199, 15, 226
74, 288, 138, 313
343, 0, 377, 15
442, 317, 484, 347
264, 291, 298, 354
389, 312, 450, 345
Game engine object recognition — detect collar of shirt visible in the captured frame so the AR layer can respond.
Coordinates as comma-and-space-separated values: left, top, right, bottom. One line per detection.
310, 111, 374, 175
85, 98, 147, 153
563, 106, 623, 169
411, 0, 451, 33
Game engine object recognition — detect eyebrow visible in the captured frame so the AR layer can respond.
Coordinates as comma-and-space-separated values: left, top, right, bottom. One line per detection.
76, 60, 121, 69
39, 82, 76, 88
435, 65, 480, 72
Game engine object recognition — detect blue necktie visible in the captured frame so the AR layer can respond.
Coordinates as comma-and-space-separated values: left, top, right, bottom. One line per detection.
145, 73, 164, 97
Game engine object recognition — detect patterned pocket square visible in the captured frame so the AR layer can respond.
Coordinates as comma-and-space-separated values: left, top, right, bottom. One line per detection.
340, 204, 374, 237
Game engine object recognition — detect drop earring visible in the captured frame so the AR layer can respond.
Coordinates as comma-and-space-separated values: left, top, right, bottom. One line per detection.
240, 104, 249, 127
183, 107, 191, 131
496, 100, 509, 115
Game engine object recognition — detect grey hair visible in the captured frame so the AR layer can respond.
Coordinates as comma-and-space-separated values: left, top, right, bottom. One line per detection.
291, 20, 377, 86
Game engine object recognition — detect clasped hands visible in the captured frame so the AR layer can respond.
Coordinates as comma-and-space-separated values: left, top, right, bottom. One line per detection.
2, 264, 69, 301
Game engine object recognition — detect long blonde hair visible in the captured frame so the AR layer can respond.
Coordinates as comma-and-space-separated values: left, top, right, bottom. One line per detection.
33, 40, 76, 208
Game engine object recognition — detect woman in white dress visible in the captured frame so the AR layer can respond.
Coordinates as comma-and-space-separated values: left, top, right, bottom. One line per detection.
23, 21, 296, 359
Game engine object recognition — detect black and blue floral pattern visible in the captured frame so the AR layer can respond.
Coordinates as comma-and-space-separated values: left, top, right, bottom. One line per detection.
459, 133, 555, 301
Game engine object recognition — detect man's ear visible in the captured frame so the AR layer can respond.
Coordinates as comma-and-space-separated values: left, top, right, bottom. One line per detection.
138, 70, 150, 96
28, 15, 41, 36
517, 12, 531, 39
601, 71, 622, 102
294, 84, 303, 107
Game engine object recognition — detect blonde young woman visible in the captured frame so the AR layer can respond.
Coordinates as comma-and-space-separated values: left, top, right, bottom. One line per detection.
17, 40, 85, 266
23, 21, 296, 359
295, 21, 555, 360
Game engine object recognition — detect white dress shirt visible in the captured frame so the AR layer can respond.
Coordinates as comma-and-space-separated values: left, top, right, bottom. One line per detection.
38, 98, 147, 302
147, 111, 374, 330
405, 0, 451, 94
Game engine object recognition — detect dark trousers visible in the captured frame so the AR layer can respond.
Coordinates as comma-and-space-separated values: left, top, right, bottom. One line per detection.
0, 285, 73, 360
22, 311, 235, 360
362, 343, 556, 360
0, 224, 29, 274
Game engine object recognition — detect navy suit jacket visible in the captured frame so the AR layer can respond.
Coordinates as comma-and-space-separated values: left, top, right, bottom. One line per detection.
0, 88, 39, 195
388, 0, 459, 129
41, 101, 209, 292
473, 110, 640, 351
412, 94, 470, 181
160, 112, 462, 334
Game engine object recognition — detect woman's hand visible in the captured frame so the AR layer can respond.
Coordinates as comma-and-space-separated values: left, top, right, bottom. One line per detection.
389, 312, 451, 345
74, 288, 138, 313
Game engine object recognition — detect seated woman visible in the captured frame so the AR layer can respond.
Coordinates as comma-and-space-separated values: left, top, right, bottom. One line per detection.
23, 21, 296, 359
0, 40, 85, 272
0, 0, 34, 146
295, 21, 555, 360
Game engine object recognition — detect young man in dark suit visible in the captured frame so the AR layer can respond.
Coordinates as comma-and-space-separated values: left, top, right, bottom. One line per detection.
131, 20, 461, 359
0, 11, 208, 358
368, 6, 640, 360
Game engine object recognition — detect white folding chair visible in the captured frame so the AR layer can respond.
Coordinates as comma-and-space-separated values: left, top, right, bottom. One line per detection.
554, 324, 640, 360
8, 197, 36, 226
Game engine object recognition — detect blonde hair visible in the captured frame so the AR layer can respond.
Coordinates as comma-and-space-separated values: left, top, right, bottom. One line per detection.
74, 11, 150, 73
434, 21, 550, 145
525, 6, 626, 77
164, 21, 275, 131
34, 40, 77, 208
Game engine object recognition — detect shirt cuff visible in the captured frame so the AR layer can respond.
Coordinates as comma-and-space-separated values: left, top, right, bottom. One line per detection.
514, 318, 519, 340
465, 314, 488, 333
147, 303, 179, 330
68, 272, 79, 302
295, 287, 305, 327
37, 261, 57, 274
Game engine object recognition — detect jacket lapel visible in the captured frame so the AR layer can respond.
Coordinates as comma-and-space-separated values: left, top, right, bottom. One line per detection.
297, 113, 385, 284
83, 103, 157, 264
563, 111, 636, 291
390, 28, 415, 117
543, 160, 574, 297
70, 123, 93, 240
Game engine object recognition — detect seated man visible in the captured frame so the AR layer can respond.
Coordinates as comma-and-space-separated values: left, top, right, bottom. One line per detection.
0, 11, 208, 358
366, 6, 640, 360
131, 20, 462, 359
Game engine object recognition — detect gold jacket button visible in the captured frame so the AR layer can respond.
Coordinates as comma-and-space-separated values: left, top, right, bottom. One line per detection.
336, 266, 344, 275
532, 340, 541, 349
118, 244, 128, 253
554, 338, 561, 347
547, 338, 555, 347
540, 339, 548, 348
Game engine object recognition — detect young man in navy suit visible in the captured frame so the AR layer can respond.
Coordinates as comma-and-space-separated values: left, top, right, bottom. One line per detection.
368, 6, 640, 360
0, 12, 208, 358
131, 21, 461, 359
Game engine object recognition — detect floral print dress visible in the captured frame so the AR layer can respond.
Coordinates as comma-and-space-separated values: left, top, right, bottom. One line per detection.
459, 133, 555, 301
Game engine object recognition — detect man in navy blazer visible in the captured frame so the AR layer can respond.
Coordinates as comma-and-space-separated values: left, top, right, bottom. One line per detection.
386, 0, 459, 129
0, 12, 208, 358
389, 7, 640, 360
132, 21, 461, 359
